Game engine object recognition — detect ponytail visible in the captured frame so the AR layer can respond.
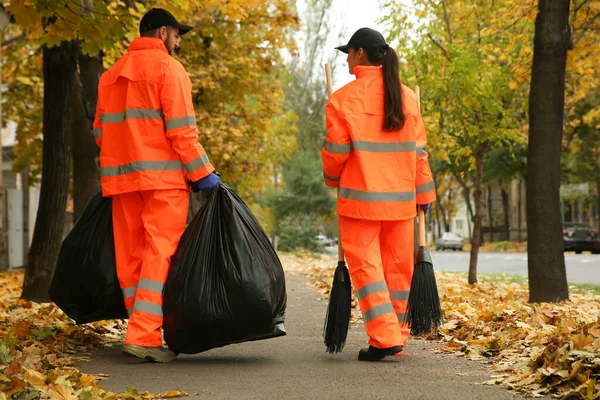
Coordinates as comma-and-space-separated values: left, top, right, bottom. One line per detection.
366, 46, 405, 132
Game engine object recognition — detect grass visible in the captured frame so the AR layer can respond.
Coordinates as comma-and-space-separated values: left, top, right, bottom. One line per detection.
445, 271, 600, 295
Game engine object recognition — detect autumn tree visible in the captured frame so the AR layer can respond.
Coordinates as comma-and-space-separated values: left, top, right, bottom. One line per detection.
285, 0, 338, 155
6, 0, 300, 300
562, 89, 600, 230
383, 0, 526, 284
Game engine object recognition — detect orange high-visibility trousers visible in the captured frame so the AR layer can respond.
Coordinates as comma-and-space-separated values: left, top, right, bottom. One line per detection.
112, 189, 189, 347
339, 216, 414, 349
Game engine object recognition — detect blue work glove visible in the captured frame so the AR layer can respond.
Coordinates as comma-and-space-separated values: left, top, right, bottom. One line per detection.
191, 172, 221, 192
418, 204, 430, 215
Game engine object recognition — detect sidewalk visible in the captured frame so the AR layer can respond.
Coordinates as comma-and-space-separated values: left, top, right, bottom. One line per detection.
79, 273, 528, 399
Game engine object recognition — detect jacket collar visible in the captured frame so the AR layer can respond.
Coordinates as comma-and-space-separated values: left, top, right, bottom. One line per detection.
354, 65, 383, 79
128, 37, 169, 54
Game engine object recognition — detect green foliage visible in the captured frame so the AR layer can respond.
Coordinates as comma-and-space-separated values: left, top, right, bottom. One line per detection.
268, 151, 336, 221
561, 88, 600, 183
484, 145, 527, 183
278, 213, 321, 252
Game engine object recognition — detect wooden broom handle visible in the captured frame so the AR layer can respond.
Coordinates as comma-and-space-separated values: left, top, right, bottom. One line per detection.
418, 207, 426, 247
415, 85, 426, 248
325, 63, 344, 262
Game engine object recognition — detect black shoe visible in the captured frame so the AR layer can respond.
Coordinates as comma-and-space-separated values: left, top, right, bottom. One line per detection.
358, 345, 404, 362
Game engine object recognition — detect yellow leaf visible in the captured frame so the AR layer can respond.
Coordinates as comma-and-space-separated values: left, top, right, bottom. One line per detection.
46, 384, 76, 400
24, 368, 46, 388
160, 390, 188, 398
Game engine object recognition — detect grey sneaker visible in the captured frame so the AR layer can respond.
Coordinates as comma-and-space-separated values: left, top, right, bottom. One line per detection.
122, 344, 177, 363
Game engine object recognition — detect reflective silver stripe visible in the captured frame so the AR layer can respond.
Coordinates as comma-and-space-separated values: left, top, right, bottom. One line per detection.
352, 141, 416, 153
362, 303, 396, 323
185, 154, 210, 173
101, 160, 184, 177
417, 145, 428, 157
390, 290, 410, 301
127, 308, 133, 317
93, 128, 102, 139
138, 278, 164, 294
122, 286, 137, 299
133, 300, 163, 317
339, 187, 415, 203
356, 281, 389, 301
397, 313, 407, 323
100, 108, 164, 124
323, 173, 340, 182
416, 181, 436, 194
323, 140, 351, 154
166, 115, 196, 130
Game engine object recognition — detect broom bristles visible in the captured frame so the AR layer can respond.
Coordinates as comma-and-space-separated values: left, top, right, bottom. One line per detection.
323, 261, 352, 353
406, 260, 443, 336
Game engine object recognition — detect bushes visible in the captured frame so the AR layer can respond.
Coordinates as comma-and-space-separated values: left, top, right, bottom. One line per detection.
278, 213, 322, 252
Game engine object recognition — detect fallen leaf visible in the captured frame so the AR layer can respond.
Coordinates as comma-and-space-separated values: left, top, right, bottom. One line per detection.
160, 390, 188, 398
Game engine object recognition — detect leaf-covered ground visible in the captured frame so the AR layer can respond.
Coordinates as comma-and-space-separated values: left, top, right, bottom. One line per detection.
280, 252, 600, 399
0, 271, 185, 400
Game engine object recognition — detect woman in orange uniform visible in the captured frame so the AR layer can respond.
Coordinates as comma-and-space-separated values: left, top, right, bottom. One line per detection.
322, 28, 436, 361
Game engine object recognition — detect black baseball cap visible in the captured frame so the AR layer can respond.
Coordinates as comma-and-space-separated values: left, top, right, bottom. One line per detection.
139, 8, 193, 36
335, 27, 387, 53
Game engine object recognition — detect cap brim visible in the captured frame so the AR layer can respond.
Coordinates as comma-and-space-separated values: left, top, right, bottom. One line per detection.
335, 45, 349, 54
177, 23, 193, 35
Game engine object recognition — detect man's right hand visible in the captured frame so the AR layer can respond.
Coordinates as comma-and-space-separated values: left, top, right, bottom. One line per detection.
191, 172, 221, 192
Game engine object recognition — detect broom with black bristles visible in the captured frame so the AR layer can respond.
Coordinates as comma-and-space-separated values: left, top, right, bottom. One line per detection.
405, 86, 443, 336
323, 63, 352, 354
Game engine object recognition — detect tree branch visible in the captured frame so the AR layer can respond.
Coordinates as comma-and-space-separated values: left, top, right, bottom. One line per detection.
2, 31, 26, 48
427, 33, 451, 61
441, 0, 453, 44
574, 0, 591, 14
572, 10, 600, 48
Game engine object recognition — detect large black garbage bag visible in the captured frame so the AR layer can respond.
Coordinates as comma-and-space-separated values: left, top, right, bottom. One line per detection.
49, 193, 128, 324
163, 184, 287, 354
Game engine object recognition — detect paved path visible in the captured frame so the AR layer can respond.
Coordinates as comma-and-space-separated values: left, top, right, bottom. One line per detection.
80, 273, 529, 399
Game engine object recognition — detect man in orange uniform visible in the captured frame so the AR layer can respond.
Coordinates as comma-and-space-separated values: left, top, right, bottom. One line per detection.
322, 28, 436, 361
93, 8, 220, 362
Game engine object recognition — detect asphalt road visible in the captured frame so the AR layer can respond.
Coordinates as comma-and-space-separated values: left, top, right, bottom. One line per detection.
432, 251, 600, 284
80, 273, 529, 400
325, 245, 600, 285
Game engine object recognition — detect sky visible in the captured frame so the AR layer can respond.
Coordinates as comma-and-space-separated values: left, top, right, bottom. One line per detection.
325, 0, 389, 90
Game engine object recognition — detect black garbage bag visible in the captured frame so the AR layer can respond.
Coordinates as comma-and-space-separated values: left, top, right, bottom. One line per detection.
49, 192, 128, 324
163, 183, 287, 354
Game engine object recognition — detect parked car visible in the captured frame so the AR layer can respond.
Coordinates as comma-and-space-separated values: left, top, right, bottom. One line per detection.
315, 234, 334, 247
435, 232, 464, 251
563, 224, 600, 254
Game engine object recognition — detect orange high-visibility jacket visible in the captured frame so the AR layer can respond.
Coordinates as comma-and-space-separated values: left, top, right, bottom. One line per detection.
93, 37, 214, 196
322, 65, 436, 220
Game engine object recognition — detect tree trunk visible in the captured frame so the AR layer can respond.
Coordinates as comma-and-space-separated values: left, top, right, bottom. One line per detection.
596, 177, 600, 231
526, 0, 570, 303
501, 183, 510, 241
72, 53, 102, 222
468, 147, 486, 284
0, 42, 8, 271
436, 197, 450, 232
487, 185, 494, 242
518, 178, 523, 241
454, 171, 474, 238
22, 40, 79, 301
435, 206, 442, 237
